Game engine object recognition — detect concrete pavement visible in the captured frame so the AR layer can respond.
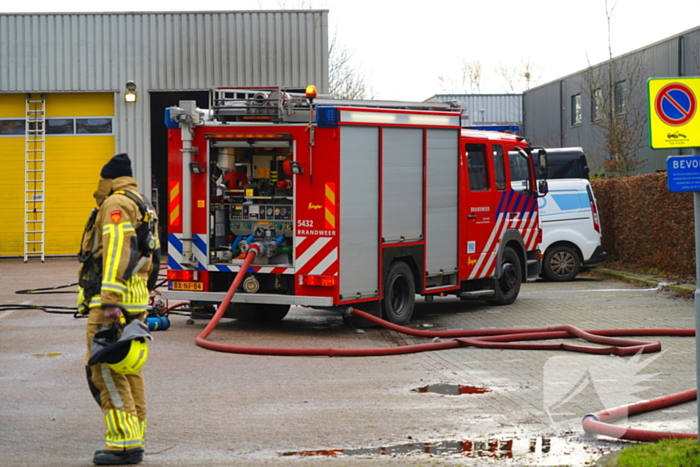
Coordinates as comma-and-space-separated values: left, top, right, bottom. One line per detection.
0, 258, 696, 466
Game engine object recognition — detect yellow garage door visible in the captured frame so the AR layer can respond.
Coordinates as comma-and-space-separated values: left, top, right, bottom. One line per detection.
0, 93, 115, 257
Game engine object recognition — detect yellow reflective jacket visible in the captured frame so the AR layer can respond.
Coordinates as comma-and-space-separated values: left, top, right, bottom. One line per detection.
78, 177, 160, 319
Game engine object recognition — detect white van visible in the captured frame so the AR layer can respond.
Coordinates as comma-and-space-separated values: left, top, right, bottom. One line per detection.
538, 179, 607, 281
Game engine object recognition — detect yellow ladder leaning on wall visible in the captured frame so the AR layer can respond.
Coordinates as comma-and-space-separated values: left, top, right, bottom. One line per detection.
24, 93, 46, 262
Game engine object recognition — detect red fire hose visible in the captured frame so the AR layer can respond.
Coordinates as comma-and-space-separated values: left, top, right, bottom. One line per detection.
582, 389, 698, 441
195, 251, 698, 441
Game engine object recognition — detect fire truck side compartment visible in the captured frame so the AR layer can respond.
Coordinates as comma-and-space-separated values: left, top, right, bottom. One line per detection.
339, 126, 380, 300
382, 127, 423, 244
425, 129, 459, 285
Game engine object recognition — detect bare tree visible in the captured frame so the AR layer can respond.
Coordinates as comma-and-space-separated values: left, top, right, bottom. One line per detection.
328, 34, 371, 100
438, 59, 482, 94
496, 63, 517, 93
496, 58, 542, 93
582, 0, 646, 177
272, 0, 318, 8
464, 60, 483, 93
521, 59, 542, 91
269, 1, 369, 99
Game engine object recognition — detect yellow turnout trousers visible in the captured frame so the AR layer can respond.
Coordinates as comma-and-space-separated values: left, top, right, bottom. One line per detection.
85, 308, 147, 451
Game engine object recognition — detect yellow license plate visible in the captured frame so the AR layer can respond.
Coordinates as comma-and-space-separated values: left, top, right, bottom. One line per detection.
170, 281, 204, 291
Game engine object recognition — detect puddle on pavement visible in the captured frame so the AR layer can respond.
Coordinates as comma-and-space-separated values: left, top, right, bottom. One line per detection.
412, 383, 492, 395
283, 436, 555, 459
281, 435, 614, 465
32, 353, 62, 358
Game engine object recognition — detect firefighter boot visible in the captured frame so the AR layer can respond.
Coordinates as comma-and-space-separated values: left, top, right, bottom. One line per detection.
93, 447, 143, 465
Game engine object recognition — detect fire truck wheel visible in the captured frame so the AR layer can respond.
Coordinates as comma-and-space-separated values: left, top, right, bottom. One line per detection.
223, 303, 258, 320
222, 303, 289, 321
382, 261, 415, 325
542, 245, 580, 282
255, 304, 290, 321
487, 247, 521, 305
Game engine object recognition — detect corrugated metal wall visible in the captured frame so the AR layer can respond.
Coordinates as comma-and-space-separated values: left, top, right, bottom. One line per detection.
0, 11, 329, 188
427, 94, 522, 126
523, 26, 700, 175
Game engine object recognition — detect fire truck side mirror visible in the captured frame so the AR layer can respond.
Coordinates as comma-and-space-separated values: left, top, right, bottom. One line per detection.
538, 180, 549, 197
537, 149, 548, 179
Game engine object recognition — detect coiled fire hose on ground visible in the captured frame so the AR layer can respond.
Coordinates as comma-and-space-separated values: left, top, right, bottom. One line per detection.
195, 250, 698, 441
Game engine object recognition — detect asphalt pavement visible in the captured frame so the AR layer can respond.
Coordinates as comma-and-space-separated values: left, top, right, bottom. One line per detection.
0, 258, 696, 467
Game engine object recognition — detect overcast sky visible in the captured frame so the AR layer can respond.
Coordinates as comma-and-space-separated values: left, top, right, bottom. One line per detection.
3, 0, 700, 101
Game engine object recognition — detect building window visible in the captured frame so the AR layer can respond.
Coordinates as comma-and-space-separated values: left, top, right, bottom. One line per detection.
466, 143, 489, 191
0, 119, 25, 135
77, 118, 113, 134
591, 88, 602, 122
571, 94, 582, 126
1, 116, 113, 136
46, 118, 74, 134
614, 81, 627, 115
493, 144, 506, 191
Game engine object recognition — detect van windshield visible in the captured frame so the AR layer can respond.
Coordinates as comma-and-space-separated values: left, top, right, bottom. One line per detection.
535, 149, 589, 180
548, 154, 587, 179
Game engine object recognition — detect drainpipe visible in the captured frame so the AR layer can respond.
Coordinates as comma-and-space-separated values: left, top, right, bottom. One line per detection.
559, 79, 564, 147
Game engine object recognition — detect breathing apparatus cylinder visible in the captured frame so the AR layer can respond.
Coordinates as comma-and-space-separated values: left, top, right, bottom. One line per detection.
147, 316, 170, 331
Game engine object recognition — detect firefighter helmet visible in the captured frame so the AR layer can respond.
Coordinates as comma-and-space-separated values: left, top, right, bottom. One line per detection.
89, 319, 152, 375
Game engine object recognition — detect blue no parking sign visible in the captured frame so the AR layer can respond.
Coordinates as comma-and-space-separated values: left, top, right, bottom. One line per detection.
667, 155, 700, 192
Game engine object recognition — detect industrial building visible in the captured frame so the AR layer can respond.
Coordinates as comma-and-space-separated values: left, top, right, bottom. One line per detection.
523, 25, 700, 176
425, 93, 522, 132
0, 10, 328, 259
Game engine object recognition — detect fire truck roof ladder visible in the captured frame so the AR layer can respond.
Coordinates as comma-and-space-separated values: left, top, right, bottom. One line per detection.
211, 87, 462, 123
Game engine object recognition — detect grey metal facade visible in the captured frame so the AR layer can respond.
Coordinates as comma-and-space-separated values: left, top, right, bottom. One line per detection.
426, 94, 522, 128
0, 10, 329, 188
523, 26, 700, 175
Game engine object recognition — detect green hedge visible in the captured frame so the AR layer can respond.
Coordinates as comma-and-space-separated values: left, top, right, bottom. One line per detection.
591, 173, 695, 277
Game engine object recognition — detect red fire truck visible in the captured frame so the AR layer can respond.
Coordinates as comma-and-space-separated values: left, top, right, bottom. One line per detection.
161, 86, 546, 325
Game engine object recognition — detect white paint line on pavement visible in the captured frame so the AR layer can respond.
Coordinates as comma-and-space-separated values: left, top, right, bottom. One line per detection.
0, 309, 16, 320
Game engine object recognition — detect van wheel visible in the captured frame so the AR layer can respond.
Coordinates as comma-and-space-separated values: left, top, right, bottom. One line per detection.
486, 247, 521, 305
382, 261, 415, 325
543, 246, 580, 282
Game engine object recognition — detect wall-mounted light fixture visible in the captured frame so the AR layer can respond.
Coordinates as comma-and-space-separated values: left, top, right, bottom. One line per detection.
189, 162, 205, 174
124, 81, 137, 103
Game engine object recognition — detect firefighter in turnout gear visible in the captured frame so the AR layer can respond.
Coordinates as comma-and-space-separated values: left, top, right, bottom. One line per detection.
77, 153, 160, 465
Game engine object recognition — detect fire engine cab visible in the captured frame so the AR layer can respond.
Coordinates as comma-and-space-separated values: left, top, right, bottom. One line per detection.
162, 86, 545, 325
